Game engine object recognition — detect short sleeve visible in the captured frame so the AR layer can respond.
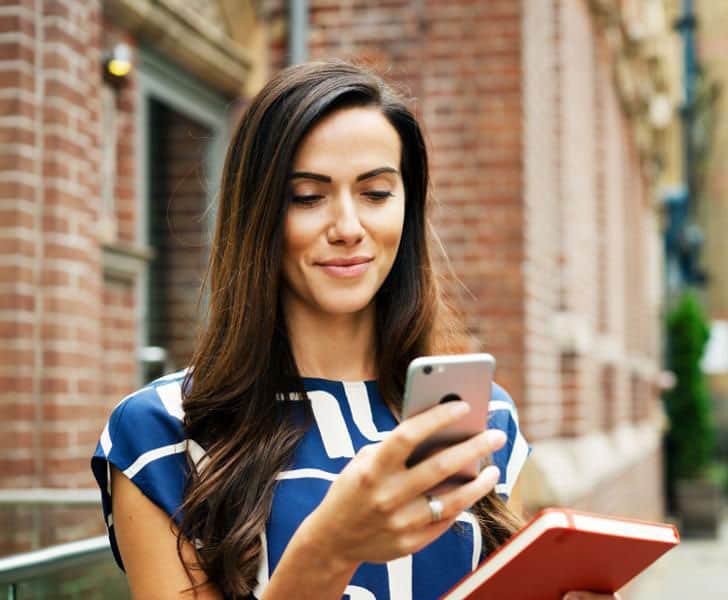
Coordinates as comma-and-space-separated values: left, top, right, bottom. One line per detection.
90, 375, 195, 571
488, 382, 531, 501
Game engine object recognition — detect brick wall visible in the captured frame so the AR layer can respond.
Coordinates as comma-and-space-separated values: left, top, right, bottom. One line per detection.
101, 276, 137, 409
0, 0, 106, 490
521, 0, 663, 515
522, 0, 563, 440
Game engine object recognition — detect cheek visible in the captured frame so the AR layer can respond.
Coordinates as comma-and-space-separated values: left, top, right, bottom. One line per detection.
379, 201, 406, 254
283, 212, 316, 264
281, 217, 310, 289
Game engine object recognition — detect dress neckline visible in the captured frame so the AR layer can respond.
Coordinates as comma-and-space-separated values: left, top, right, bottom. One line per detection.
300, 376, 378, 386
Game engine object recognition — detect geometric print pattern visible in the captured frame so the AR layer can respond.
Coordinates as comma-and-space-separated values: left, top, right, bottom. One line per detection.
92, 372, 530, 600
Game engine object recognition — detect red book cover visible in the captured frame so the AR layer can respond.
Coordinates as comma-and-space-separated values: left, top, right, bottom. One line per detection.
441, 507, 680, 600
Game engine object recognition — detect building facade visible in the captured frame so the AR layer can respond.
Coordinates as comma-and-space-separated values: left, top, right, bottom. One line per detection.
695, 0, 728, 455
0, 0, 259, 553
0, 0, 679, 558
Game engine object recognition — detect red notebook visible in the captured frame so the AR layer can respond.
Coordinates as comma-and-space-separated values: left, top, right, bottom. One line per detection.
441, 507, 679, 600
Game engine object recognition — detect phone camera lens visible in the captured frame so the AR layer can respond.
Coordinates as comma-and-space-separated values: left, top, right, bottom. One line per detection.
440, 393, 461, 404
423, 365, 432, 375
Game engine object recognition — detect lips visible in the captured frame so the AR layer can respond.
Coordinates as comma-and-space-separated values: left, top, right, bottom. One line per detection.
315, 256, 373, 278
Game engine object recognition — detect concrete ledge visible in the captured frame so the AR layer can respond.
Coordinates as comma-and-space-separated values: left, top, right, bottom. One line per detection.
520, 417, 663, 507
0, 489, 100, 506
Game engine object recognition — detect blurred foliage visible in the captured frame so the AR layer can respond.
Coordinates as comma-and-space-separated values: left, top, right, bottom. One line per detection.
704, 461, 728, 496
664, 291, 716, 481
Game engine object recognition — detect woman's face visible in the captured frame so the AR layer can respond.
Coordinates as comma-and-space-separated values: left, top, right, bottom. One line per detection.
281, 106, 406, 319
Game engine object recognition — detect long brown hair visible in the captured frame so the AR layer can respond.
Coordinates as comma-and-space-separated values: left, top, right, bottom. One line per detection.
179, 60, 522, 598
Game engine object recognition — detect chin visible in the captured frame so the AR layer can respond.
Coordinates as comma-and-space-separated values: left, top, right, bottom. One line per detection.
314, 290, 377, 316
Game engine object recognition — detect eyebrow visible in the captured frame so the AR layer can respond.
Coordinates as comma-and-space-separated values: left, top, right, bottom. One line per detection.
289, 166, 399, 183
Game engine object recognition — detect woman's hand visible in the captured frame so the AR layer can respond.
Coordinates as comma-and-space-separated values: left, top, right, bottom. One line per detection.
299, 400, 506, 567
563, 593, 622, 599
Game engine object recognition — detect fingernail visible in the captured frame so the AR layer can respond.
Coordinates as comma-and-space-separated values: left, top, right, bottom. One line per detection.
486, 429, 506, 447
482, 465, 500, 482
450, 401, 470, 416
563, 594, 581, 600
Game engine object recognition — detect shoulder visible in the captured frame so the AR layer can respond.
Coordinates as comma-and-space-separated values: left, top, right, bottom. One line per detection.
112, 370, 188, 431
488, 382, 520, 431
91, 369, 205, 568
105, 370, 189, 458
91, 369, 197, 569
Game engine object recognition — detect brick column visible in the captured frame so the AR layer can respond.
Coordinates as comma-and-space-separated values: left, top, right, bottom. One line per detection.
0, 0, 37, 487
0, 0, 104, 490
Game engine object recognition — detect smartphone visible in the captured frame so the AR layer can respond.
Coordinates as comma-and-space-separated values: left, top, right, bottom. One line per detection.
401, 353, 495, 486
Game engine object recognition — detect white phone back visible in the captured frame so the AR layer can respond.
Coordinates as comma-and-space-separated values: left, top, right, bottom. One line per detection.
402, 353, 495, 472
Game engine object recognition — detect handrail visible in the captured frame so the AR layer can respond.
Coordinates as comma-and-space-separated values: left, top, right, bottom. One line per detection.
0, 535, 111, 585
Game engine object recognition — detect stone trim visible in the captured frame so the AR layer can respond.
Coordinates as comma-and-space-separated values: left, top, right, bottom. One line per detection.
520, 415, 666, 507
104, 0, 253, 96
102, 240, 155, 282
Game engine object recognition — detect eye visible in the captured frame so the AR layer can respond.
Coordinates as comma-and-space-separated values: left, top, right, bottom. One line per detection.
291, 194, 324, 206
364, 191, 394, 201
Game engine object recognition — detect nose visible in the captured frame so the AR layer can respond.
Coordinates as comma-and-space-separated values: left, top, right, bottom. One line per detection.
327, 191, 365, 245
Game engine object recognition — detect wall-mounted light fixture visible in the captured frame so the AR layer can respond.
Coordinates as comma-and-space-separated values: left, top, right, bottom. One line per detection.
103, 43, 132, 83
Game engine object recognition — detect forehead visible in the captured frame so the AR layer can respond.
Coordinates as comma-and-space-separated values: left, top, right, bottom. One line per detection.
292, 107, 402, 173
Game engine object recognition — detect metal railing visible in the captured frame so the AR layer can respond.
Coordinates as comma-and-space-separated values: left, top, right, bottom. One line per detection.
0, 536, 112, 600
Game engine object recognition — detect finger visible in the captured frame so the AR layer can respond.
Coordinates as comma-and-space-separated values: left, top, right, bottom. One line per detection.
394, 517, 455, 557
375, 401, 471, 467
423, 464, 500, 525
399, 428, 506, 499
396, 464, 501, 530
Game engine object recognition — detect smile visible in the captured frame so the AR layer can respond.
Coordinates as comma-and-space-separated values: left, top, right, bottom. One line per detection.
315, 257, 373, 278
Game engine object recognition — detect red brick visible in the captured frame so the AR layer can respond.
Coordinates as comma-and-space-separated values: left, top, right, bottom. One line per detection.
43, 0, 72, 20
0, 234, 34, 256
41, 456, 88, 475
0, 123, 34, 146
0, 13, 34, 38
41, 377, 69, 393
0, 429, 34, 449
0, 458, 35, 477
0, 293, 33, 311
43, 242, 89, 263
0, 346, 33, 367
0, 39, 34, 62
39, 429, 69, 448
0, 264, 33, 288
0, 180, 36, 202
0, 152, 34, 172
0, 65, 34, 90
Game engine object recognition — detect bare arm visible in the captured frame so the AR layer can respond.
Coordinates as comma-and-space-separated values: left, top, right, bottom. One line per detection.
110, 465, 223, 600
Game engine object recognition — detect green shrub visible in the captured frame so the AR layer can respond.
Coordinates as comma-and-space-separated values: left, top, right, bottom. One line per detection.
664, 291, 716, 481
704, 461, 728, 495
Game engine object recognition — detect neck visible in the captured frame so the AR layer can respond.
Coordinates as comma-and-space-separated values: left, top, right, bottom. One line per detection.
283, 294, 378, 382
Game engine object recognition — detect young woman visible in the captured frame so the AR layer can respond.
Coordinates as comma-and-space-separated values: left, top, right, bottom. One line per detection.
92, 61, 620, 600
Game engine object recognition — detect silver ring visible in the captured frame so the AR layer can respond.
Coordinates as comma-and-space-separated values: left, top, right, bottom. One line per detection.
426, 494, 444, 523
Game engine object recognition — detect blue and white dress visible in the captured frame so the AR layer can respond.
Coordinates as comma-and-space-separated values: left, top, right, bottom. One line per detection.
91, 370, 530, 600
